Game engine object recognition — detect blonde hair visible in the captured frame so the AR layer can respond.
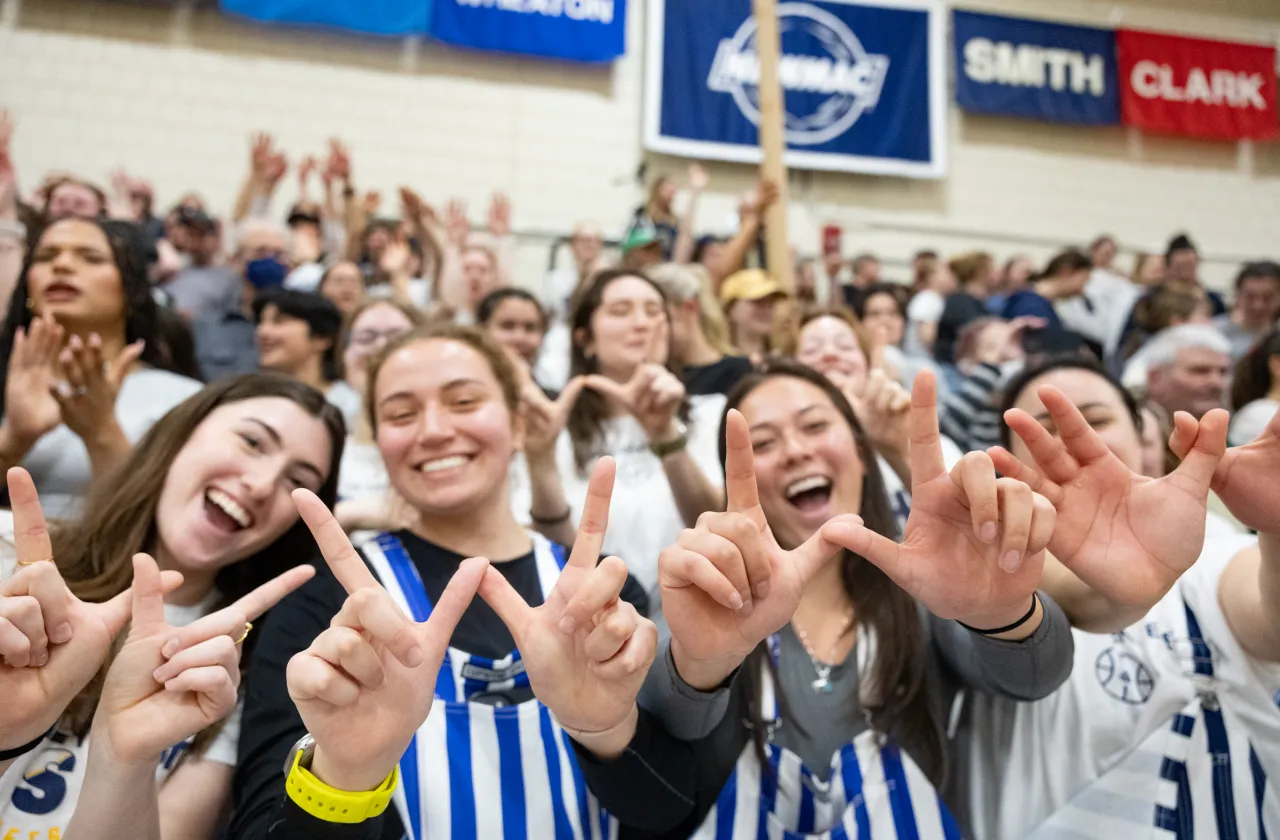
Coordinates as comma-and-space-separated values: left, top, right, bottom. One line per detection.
646, 262, 735, 356
773, 305, 873, 360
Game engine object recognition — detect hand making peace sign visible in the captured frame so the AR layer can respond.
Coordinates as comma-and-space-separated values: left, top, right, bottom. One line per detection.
285, 490, 489, 793
478, 457, 657, 742
822, 370, 1056, 630
657, 410, 851, 689
990, 386, 1227, 612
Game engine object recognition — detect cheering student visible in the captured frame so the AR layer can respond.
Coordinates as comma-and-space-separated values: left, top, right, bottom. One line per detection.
521, 269, 724, 606
0, 217, 203, 516
477, 287, 549, 382
561, 361, 1073, 837
253, 289, 359, 427
227, 325, 649, 839
970, 357, 1279, 839
0, 373, 344, 840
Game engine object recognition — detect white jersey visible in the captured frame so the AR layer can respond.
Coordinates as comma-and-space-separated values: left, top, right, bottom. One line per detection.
967, 533, 1280, 840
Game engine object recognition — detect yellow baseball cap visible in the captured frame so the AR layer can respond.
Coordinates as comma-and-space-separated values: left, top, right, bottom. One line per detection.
719, 269, 787, 305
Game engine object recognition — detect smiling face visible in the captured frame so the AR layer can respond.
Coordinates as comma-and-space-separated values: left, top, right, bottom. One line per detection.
584, 275, 668, 379
343, 303, 417, 396
795, 315, 868, 393
485, 296, 545, 365
154, 397, 333, 573
861, 291, 905, 347
320, 261, 366, 317
373, 338, 521, 518
1009, 368, 1142, 473
256, 304, 326, 374
26, 219, 126, 330
739, 376, 865, 551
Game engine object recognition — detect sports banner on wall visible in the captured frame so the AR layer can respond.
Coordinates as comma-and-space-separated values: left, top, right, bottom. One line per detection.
643, 0, 946, 178
432, 0, 626, 62
953, 10, 1119, 125
219, 0, 432, 36
1117, 29, 1279, 141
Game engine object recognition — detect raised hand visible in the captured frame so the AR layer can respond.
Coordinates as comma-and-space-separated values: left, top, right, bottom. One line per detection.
584, 363, 685, 442
298, 155, 318, 193
94, 555, 314, 765
378, 235, 411, 277
1170, 404, 1280, 534
844, 368, 911, 463
687, 163, 709, 192
444, 198, 469, 248
822, 370, 1056, 629
398, 186, 438, 232
487, 192, 511, 239
286, 489, 488, 792
478, 458, 657, 739
3, 314, 65, 452
0, 469, 183, 749
250, 133, 287, 189
0, 110, 16, 216
659, 410, 849, 688
989, 384, 1227, 612
362, 190, 382, 217
323, 139, 351, 186
52, 333, 144, 444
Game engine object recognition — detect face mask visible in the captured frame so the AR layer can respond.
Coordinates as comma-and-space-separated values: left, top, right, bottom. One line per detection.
246, 258, 288, 290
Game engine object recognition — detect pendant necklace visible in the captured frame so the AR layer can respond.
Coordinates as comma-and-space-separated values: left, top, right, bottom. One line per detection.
791, 613, 852, 694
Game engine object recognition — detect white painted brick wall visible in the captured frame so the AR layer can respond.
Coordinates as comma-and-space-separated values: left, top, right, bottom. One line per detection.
0, 0, 1277, 291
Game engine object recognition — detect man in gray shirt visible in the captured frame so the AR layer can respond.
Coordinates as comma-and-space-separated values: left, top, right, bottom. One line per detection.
1213, 261, 1280, 363
161, 207, 242, 321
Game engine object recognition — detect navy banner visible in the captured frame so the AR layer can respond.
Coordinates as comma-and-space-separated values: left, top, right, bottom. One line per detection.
220, 0, 430, 36
953, 10, 1120, 125
432, 0, 626, 63
644, 0, 946, 178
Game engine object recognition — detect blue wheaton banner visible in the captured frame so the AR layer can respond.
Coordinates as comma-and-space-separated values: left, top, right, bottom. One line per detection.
432, 0, 626, 63
953, 10, 1120, 125
644, 0, 946, 178
219, 0, 432, 36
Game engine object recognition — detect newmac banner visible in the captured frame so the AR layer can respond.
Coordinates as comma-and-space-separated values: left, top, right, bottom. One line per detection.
644, 0, 946, 178
433, 0, 626, 62
953, 10, 1119, 125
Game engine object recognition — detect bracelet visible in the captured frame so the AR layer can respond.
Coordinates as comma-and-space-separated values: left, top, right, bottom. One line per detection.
0, 219, 26, 242
530, 508, 571, 525
957, 593, 1039, 636
649, 433, 689, 459
0, 723, 56, 761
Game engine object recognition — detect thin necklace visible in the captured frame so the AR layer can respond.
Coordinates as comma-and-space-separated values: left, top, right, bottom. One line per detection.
791, 613, 853, 694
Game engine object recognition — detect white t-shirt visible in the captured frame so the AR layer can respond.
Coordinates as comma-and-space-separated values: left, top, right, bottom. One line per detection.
1057, 268, 1135, 347
966, 532, 1280, 840
325, 381, 363, 432
18, 369, 204, 520
550, 395, 727, 606
1230, 399, 1279, 447
0, 514, 240, 838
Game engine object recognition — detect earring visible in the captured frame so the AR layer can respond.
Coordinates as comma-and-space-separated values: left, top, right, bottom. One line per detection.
25, 298, 35, 314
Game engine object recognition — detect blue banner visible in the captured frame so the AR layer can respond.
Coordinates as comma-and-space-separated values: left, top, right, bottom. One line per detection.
953, 10, 1120, 125
432, 0, 626, 63
219, 0, 431, 36
644, 0, 945, 178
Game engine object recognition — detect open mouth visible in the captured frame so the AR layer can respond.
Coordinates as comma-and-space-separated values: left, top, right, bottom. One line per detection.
204, 488, 253, 532
417, 454, 471, 474
42, 282, 81, 301
785, 475, 833, 513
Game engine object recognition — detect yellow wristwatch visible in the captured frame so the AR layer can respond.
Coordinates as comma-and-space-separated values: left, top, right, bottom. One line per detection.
284, 735, 398, 824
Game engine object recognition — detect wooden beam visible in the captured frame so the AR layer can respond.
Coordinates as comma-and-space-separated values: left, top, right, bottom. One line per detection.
752, 0, 793, 293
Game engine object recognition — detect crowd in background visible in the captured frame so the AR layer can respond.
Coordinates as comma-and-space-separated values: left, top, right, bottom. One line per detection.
0, 107, 1277, 840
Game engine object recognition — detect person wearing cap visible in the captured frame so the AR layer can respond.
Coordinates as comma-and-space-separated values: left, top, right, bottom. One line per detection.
719, 268, 787, 358
161, 206, 242, 322
620, 219, 665, 271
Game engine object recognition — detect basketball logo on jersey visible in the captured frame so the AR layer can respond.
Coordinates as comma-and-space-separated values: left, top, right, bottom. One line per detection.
1094, 646, 1155, 704
11, 748, 76, 816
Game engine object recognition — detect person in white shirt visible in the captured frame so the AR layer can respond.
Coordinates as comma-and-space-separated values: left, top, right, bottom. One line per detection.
522, 269, 724, 608
977, 356, 1280, 839
0, 373, 343, 840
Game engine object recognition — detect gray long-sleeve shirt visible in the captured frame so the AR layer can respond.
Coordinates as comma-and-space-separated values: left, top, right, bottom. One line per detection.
575, 594, 1075, 838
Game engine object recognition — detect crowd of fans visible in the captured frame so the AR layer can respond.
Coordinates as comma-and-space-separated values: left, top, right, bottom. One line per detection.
0, 105, 1277, 840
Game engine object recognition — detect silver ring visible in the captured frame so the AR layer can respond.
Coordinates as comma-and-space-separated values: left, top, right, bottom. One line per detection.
71, 386, 87, 397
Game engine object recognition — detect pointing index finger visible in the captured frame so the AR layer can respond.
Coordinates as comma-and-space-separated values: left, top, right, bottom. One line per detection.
906, 369, 945, 487
567, 458, 614, 569
723, 410, 763, 524
229, 565, 318, 622
8, 468, 53, 569
293, 489, 381, 594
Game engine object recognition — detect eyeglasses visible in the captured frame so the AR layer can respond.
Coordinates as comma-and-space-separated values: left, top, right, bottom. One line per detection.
350, 328, 409, 348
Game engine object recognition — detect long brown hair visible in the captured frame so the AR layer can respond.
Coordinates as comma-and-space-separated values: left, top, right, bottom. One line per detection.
1231, 328, 1280, 412
57, 373, 346, 740
720, 359, 943, 782
566, 268, 688, 473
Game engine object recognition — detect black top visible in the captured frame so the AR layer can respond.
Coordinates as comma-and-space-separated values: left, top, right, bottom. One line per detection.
682, 355, 753, 397
227, 532, 648, 840
934, 292, 989, 365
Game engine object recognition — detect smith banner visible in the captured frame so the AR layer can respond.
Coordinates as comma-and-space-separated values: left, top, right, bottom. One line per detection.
644, 0, 946, 178
1117, 29, 1278, 141
432, 0, 626, 62
953, 10, 1119, 125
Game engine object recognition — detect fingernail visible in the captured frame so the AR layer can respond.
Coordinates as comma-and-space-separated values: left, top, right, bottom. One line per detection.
405, 646, 424, 668
727, 591, 743, 610
980, 523, 998, 543
752, 580, 771, 601
559, 615, 577, 635
30, 650, 48, 667
1000, 551, 1022, 573
51, 623, 72, 644
152, 667, 168, 682
161, 639, 179, 658
738, 600, 754, 617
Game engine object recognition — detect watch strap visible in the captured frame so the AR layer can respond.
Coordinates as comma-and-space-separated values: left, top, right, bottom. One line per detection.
649, 433, 689, 459
285, 745, 398, 824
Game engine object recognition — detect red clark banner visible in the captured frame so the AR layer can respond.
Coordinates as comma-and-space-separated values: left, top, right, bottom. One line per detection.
1117, 29, 1278, 141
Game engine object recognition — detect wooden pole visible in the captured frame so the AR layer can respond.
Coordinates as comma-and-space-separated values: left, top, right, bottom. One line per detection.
752, 0, 793, 293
